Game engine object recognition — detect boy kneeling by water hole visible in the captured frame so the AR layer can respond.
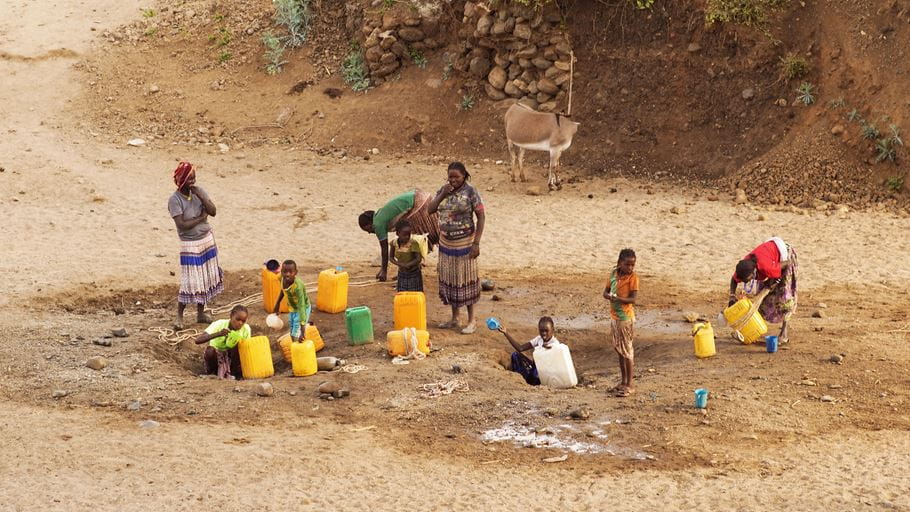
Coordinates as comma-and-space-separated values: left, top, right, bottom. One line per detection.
496, 317, 559, 386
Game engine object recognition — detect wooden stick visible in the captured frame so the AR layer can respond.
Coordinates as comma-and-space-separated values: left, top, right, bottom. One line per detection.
567, 50, 574, 117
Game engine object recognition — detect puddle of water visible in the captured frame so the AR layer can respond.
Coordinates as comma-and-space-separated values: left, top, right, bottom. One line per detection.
480, 420, 655, 460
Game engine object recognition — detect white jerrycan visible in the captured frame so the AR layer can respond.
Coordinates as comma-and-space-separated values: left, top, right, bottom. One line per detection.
533, 342, 578, 389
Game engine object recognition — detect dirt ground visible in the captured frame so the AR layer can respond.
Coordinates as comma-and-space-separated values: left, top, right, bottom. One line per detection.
1, 0, 909, 510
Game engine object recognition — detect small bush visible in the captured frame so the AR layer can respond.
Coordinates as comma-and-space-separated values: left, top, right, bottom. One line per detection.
861, 122, 880, 140
218, 51, 232, 63
141, 8, 156, 18
408, 46, 427, 69
795, 82, 815, 106
262, 31, 287, 75
846, 109, 862, 123
342, 45, 370, 92
827, 97, 845, 109
460, 93, 476, 111
889, 124, 903, 147
779, 53, 809, 81
705, 0, 789, 28
632, 0, 655, 8
210, 27, 232, 47
876, 125, 904, 164
886, 175, 904, 192
274, 0, 312, 48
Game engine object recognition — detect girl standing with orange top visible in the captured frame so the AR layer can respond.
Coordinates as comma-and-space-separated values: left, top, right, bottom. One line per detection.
603, 248, 639, 397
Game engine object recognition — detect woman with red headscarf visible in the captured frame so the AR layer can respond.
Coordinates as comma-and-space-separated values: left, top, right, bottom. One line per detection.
168, 162, 223, 329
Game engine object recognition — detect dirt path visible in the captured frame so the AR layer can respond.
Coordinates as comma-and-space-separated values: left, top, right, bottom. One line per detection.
1, 1, 909, 510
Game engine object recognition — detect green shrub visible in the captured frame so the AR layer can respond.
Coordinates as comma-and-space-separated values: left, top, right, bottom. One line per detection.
779, 53, 809, 81
705, 0, 789, 28
274, 0, 312, 47
141, 8, 156, 17
861, 122, 880, 140
262, 31, 287, 75
795, 82, 815, 106
460, 93, 475, 111
408, 46, 427, 69
342, 45, 370, 92
886, 175, 904, 192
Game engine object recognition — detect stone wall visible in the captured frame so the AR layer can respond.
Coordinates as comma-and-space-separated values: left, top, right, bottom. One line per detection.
456, 1, 574, 112
357, 2, 445, 85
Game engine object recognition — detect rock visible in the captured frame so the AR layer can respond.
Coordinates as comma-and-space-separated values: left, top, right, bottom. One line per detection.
491, 294, 502, 301
93, 338, 112, 347
526, 185, 542, 196
487, 66, 508, 90
319, 393, 333, 400
538, 101, 557, 112
569, 408, 591, 420
812, 310, 825, 318
515, 45, 537, 59
683, 311, 700, 323
397, 27, 424, 42
476, 14, 494, 36
451, 364, 465, 374
504, 81, 523, 98
127, 138, 146, 147
687, 42, 701, 53
800, 379, 816, 386
669, 206, 681, 214
513, 23, 532, 39
111, 328, 128, 338
52, 390, 68, 399
331, 389, 350, 399
831, 124, 845, 136
485, 83, 507, 100
317, 381, 340, 395
481, 279, 496, 291
113, 307, 126, 315
255, 382, 274, 397
138, 420, 160, 429
553, 60, 571, 72
218, 143, 230, 154
532, 57, 551, 70
127, 400, 142, 411
380, 52, 397, 65
816, 302, 828, 309
757, 213, 767, 221
371, 147, 380, 155
537, 77, 559, 95
85, 356, 108, 371
820, 395, 835, 403
741, 88, 755, 100
734, 188, 748, 204
776, 98, 788, 107
469, 56, 492, 78
148, 84, 160, 93
830, 354, 844, 364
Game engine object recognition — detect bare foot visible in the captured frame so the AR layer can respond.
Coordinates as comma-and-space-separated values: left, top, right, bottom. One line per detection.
460, 322, 477, 335
437, 319, 460, 329
197, 312, 213, 324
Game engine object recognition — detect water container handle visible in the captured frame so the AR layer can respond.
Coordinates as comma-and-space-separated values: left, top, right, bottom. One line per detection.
692, 322, 707, 336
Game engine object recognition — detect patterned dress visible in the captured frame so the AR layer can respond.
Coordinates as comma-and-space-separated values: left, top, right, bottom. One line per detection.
436, 183, 484, 307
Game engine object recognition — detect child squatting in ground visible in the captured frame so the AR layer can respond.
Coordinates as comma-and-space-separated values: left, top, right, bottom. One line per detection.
194, 305, 250, 379
496, 316, 560, 386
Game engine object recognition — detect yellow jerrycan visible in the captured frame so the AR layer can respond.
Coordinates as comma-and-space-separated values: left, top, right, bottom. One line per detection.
386, 328, 431, 356
278, 333, 293, 363
692, 322, 716, 358
291, 339, 318, 377
238, 336, 275, 379
723, 298, 768, 344
261, 263, 289, 313
317, 267, 349, 314
393, 291, 427, 330
304, 322, 325, 352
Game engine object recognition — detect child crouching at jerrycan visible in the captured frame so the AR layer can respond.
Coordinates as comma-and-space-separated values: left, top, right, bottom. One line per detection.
492, 316, 578, 389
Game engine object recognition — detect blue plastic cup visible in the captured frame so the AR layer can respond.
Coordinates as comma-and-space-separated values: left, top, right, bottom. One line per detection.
486, 317, 501, 331
765, 335, 779, 353
694, 388, 709, 409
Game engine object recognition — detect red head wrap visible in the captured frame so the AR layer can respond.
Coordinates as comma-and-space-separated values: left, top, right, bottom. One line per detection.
173, 161, 194, 189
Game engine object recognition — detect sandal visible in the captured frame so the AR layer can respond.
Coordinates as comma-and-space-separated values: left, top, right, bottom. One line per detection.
437, 320, 460, 329
460, 322, 477, 335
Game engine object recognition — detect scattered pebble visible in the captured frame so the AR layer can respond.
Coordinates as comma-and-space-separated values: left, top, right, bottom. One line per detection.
127, 400, 141, 411
138, 420, 160, 429
542, 454, 568, 463
828, 384, 843, 389
683, 311, 700, 323
800, 379, 817, 386
526, 186, 542, 196
812, 310, 825, 318
816, 303, 828, 309
255, 383, 274, 397
93, 338, 112, 347
317, 381, 340, 395
830, 354, 844, 364
569, 408, 590, 420
112, 307, 126, 315
481, 279, 495, 291
148, 84, 160, 93
127, 138, 146, 147
820, 395, 835, 403
52, 390, 68, 399
111, 328, 128, 338
491, 294, 502, 302
451, 364, 465, 374
331, 389, 350, 399
85, 356, 108, 371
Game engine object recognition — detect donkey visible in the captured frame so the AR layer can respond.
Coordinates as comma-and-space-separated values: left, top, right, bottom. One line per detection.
504, 103, 580, 191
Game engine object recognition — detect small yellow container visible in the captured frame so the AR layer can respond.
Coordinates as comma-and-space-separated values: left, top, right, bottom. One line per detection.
238, 336, 275, 379
393, 291, 427, 330
291, 339, 318, 377
692, 322, 716, 358
316, 268, 349, 314
386, 329, 430, 356
278, 333, 293, 363
261, 267, 289, 313
304, 323, 325, 352
723, 298, 768, 344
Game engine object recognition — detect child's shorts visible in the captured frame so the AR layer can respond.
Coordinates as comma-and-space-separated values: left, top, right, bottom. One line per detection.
511, 352, 540, 386
288, 306, 312, 339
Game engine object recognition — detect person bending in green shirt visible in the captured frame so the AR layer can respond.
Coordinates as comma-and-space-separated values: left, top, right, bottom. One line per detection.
195, 305, 250, 379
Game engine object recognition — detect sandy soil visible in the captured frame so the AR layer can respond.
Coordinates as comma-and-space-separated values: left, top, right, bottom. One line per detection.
1, 0, 909, 510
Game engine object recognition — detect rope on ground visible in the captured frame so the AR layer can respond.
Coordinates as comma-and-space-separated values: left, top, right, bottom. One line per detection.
340, 363, 367, 374
148, 326, 203, 346
418, 378, 468, 398
391, 327, 427, 365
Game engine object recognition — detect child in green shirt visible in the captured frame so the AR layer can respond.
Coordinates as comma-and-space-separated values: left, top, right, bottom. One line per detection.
195, 305, 250, 379
274, 259, 311, 341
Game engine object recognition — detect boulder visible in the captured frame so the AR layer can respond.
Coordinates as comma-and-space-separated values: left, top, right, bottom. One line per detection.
365, 45, 384, 63
487, 66, 508, 89
516, 45, 537, 59
555, 42, 572, 56
537, 77, 559, 95
397, 27, 425, 42
513, 23, 532, 39
554, 60, 571, 71
536, 92, 552, 103
543, 46, 558, 60
390, 41, 408, 58
469, 56, 493, 78
539, 101, 557, 112
380, 52, 398, 64
373, 60, 401, 77
476, 15, 494, 36
532, 57, 551, 70
380, 35, 397, 50
518, 58, 533, 69
504, 80, 523, 97
382, 10, 402, 30
491, 18, 514, 36
485, 83, 508, 100
493, 52, 510, 68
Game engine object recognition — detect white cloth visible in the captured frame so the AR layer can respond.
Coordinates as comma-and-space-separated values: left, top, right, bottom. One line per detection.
766, 237, 789, 262
529, 335, 561, 349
